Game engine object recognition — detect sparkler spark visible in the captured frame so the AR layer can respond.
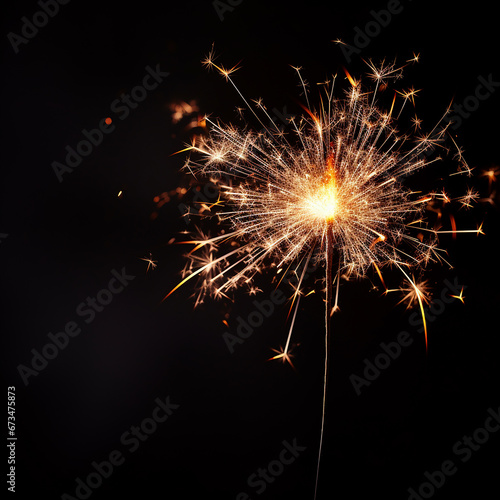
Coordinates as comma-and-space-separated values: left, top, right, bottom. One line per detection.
450, 286, 466, 303
394, 278, 432, 309
140, 252, 158, 272
166, 51, 481, 498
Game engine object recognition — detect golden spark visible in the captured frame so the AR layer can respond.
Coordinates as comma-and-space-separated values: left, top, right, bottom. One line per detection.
140, 253, 158, 272
450, 287, 466, 303
394, 278, 432, 309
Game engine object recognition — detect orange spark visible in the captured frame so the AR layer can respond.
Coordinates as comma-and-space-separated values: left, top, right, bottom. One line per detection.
449, 214, 457, 240
372, 262, 388, 292
450, 287, 465, 303
343, 67, 358, 87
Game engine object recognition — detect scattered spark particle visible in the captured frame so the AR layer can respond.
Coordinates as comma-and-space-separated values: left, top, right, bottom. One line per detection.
450, 287, 466, 303
396, 278, 432, 309
140, 253, 158, 272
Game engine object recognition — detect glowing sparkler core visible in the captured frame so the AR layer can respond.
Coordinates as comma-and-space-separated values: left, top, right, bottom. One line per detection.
304, 168, 339, 222
315, 185, 338, 221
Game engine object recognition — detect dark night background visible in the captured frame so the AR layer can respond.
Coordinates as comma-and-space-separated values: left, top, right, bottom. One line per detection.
1, 1, 499, 499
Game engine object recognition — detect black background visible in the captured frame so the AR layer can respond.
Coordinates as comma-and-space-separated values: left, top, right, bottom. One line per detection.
1, 1, 499, 499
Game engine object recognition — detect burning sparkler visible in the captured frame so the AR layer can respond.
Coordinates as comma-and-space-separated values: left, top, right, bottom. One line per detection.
165, 48, 482, 498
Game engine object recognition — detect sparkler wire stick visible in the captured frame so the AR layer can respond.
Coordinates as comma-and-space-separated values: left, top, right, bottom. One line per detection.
314, 223, 335, 499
